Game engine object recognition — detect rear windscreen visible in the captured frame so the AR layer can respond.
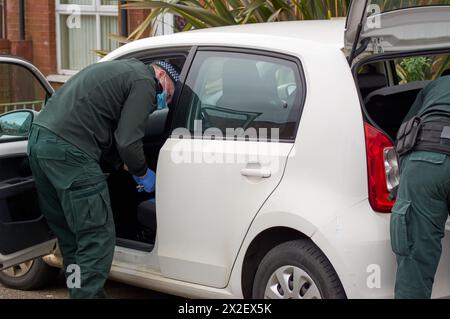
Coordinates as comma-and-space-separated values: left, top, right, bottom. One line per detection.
369, 0, 450, 14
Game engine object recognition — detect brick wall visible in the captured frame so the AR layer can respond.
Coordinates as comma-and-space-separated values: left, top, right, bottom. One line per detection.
127, 9, 152, 38
6, 0, 57, 75
3, 1, 153, 90
0, 62, 10, 106
0, 38, 9, 54
0, 37, 10, 108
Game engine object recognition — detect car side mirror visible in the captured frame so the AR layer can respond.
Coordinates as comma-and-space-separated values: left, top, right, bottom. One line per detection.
0, 110, 34, 140
145, 108, 169, 138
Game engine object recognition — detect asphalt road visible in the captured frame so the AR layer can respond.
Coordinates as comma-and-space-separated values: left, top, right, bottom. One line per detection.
0, 273, 176, 299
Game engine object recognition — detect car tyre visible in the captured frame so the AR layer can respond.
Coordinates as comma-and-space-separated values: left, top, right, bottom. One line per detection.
252, 239, 347, 299
0, 258, 61, 291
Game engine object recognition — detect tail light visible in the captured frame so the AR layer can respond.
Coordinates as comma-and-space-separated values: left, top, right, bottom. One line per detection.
364, 122, 399, 213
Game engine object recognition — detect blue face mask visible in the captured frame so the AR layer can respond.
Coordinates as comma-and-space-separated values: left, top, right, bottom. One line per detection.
156, 75, 169, 110
156, 91, 168, 110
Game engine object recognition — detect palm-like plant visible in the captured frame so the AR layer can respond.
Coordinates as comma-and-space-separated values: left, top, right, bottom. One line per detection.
120, 0, 450, 41
119, 0, 351, 43
106, 0, 450, 80
396, 55, 450, 84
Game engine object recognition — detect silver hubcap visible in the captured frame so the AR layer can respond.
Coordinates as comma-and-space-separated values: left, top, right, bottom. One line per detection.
265, 266, 322, 299
2, 260, 34, 278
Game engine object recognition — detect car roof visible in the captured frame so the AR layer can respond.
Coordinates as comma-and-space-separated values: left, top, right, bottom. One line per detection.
104, 19, 346, 61
189, 19, 345, 44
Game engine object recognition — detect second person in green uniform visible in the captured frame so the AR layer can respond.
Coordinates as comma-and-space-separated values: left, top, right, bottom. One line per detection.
27, 59, 179, 298
392, 75, 450, 299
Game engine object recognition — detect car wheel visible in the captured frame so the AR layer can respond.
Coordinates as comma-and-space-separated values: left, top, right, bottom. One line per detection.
0, 258, 61, 291
252, 239, 347, 299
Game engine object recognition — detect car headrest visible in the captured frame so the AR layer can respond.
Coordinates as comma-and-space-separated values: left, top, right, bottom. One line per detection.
358, 73, 387, 91
219, 59, 264, 105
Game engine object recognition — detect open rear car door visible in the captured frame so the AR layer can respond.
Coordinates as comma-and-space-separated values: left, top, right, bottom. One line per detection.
0, 56, 56, 271
345, 0, 450, 63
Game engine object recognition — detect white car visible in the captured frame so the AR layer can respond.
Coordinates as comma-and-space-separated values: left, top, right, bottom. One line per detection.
1, 1, 450, 299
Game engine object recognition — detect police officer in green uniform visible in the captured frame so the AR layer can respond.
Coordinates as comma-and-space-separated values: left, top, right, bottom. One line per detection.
27, 59, 179, 299
392, 74, 450, 299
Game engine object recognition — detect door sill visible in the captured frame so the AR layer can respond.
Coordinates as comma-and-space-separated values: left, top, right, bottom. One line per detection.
116, 238, 154, 252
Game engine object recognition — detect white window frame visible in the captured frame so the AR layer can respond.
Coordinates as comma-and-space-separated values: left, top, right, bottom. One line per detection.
56, 0, 119, 75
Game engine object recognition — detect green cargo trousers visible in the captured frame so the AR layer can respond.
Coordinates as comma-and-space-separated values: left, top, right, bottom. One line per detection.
391, 150, 450, 299
27, 125, 116, 299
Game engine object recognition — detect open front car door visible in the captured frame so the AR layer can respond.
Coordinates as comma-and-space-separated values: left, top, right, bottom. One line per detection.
0, 56, 56, 270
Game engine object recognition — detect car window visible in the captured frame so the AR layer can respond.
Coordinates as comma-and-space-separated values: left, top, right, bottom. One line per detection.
357, 62, 389, 98
0, 63, 47, 115
395, 54, 450, 84
173, 50, 304, 142
369, 0, 450, 14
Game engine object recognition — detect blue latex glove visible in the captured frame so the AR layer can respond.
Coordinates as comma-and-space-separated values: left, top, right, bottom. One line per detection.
133, 168, 156, 193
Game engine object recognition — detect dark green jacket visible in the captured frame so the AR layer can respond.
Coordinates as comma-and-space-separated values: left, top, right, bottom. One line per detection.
403, 75, 450, 123
34, 58, 156, 176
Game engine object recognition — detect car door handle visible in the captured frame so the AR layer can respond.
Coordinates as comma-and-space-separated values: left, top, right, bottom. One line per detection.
240, 168, 271, 178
